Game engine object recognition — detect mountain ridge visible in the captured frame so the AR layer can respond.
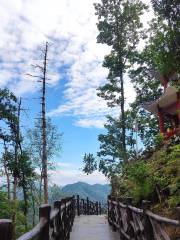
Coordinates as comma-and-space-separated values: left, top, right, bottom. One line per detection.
61, 181, 111, 203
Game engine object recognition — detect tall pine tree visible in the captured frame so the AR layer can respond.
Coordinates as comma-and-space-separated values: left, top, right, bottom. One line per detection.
95, 0, 146, 162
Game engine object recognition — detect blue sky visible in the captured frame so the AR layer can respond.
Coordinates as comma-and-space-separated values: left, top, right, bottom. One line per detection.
0, 0, 151, 185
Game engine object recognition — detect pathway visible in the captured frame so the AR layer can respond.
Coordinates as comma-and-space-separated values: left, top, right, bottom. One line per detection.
70, 215, 119, 240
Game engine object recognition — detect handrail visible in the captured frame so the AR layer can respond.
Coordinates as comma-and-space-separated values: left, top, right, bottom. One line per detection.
146, 210, 179, 226
128, 205, 143, 214
0, 195, 105, 240
108, 195, 180, 240
0, 196, 76, 240
76, 195, 103, 216
50, 208, 59, 220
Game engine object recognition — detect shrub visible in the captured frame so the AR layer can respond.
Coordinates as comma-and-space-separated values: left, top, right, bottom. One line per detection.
124, 161, 155, 202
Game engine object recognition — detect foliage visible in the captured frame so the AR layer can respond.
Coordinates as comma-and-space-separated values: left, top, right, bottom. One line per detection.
82, 153, 97, 175
26, 117, 62, 169
82, 115, 137, 178
95, 0, 147, 161
128, 0, 180, 149
0, 191, 11, 218
25, 117, 63, 205
0, 191, 27, 237
124, 161, 155, 201
0, 88, 17, 142
154, 133, 164, 147
114, 145, 180, 209
97, 116, 125, 177
129, 51, 163, 148
145, 0, 180, 75
0, 88, 17, 122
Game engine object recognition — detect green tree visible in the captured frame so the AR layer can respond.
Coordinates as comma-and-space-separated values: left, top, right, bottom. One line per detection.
17, 151, 36, 230
144, 0, 180, 75
82, 115, 136, 178
129, 52, 163, 147
82, 153, 97, 175
95, 0, 146, 161
0, 88, 18, 239
25, 117, 62, 202
128, 0, 180, 147
0, 191, 26, 238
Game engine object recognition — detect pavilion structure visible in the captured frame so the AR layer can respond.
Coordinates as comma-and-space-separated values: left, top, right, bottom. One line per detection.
142, 73, 180, 140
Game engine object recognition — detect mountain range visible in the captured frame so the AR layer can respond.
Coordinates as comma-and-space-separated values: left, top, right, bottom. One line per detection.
61, 182, 111, 203
5, 181, 111, 204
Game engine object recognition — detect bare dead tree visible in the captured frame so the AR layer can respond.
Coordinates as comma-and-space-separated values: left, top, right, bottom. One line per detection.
29, 42, 49, 203
41, 42, 48, 204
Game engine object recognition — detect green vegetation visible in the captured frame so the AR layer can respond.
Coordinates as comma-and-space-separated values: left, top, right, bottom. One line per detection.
83, 0, 180, 217
115, 145, 180, 214
0, 85, 62, 237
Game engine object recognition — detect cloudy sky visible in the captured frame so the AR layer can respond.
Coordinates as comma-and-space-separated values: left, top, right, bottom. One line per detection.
0, 0, 151, 186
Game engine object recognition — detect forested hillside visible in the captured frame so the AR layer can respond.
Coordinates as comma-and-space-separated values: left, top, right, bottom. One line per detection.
62, 182, 110, 203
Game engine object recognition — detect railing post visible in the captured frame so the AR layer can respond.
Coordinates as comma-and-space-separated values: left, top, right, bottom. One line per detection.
142, 200, 154, 240
0, 220, 12, 240
176, 207, 180, 223
72, 196, 76, 227
54, 200, 63, 239
117, 198, 124, 240
112, 198, 117, 232
87, 197, 89, 215
64, 200, 67, 239
99, 202, 102, 215
82, 199, 85, 214
77, 195, 80, 216
125, 198, 135, 239
39, 204, 51, 240
95, 202, 99, 215
107, 196, 110, 224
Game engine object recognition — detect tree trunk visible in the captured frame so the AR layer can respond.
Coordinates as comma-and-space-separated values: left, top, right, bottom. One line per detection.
12, 98, 22, 240
4, 165, 11, 200
41, 42, 48, 203
32, 194, 36, 227
3, 141, 11, 200
30, 183, 36, 227
22, 177, 28, 230
39, 170, 43, 204
120, 73, 127, 162
12, 176, 17, 240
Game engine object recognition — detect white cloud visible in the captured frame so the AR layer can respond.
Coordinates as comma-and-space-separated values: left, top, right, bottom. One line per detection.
75, 118, 105, 129
49, 169, 109, 186
56, 162, 74, 168
0, 0, 152, 128
52, 161, 109, 186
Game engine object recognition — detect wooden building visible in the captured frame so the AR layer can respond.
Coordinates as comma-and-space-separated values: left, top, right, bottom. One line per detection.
142, 73, 180, 140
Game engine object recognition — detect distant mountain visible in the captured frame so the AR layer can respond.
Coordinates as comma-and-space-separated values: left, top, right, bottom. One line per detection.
61, 182, 111, 203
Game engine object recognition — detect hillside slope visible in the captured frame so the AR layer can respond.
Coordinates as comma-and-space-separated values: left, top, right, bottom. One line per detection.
114, 144, 180, 216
